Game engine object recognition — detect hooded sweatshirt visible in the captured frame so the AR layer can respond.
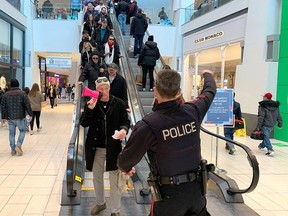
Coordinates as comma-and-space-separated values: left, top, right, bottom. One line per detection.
257, 99, 282, 128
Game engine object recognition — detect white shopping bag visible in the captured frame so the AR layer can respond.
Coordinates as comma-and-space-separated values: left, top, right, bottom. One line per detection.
129, 37, 134, 53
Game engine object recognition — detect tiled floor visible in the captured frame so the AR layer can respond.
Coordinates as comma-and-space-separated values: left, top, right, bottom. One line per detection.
0, 101, 287, 216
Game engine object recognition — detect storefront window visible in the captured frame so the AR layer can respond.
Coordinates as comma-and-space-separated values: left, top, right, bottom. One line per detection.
183, 43, 241, 100
0, 19, 11, 64
224, 44, 241, 89
12, 67, 24, 89
13, 27, 24, 66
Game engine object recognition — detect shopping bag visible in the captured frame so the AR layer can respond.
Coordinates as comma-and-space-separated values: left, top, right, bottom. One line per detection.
250, 130, 264, 140
129, 37, 134, 53
135, 67, 142, 86
235, 119, 244, 130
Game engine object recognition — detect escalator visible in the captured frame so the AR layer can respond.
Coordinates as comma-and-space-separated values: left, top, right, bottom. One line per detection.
60, 5, 260, 216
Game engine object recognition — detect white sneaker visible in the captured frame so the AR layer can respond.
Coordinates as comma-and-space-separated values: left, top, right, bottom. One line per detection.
37, 126, 42, 132
265, 150, 274, 157
30, 131, 34, 135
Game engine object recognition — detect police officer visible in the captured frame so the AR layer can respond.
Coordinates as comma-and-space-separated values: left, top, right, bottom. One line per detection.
117, 69, 216, 216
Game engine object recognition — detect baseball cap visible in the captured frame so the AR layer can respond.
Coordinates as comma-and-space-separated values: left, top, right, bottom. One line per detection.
264, 92, 272, 99
95, 77, 110, 89
108, 63, 118, 70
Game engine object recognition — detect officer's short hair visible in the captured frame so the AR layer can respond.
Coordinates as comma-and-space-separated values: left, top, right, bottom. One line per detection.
156, 69, 180, 99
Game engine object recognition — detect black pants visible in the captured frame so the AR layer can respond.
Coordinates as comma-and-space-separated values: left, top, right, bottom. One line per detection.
30, 111, 41, 131
142, 65, 154, 89
151, 180, 210, 216
49, 97, 54, 108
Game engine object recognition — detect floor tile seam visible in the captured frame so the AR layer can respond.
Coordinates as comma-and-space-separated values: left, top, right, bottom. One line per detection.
244, 193, 286, 211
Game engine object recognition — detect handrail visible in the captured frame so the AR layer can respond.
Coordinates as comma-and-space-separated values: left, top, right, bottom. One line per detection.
109, 6, 146, 120
200, 126, 259, 194
62, 9, 85, 204
143, 28, 259, 196
65, 84, 84, 198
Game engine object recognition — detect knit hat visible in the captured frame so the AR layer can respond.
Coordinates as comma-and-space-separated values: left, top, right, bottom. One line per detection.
91, 50, 99, 57
95, 77, 110, 89
10, 79, 19, 87
264, 92, 272, 99
148, 35, 154, 41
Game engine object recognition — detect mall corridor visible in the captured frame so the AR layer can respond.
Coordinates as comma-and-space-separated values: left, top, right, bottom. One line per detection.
0, 100, 287, 215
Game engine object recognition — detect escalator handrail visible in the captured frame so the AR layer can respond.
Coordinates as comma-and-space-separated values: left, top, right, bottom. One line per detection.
113, 12, 260, 196
65, 84, 84, 197
144, 29, 260, 195
144, 29, 259, 195
109, 6, 146, 121
65, 6, 87, 199
111, 4, 259, 197
200, 126, 259, 194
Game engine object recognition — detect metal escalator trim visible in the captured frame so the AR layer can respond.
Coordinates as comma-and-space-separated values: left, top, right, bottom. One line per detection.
110, 7, 146, 122
200, 126, 260, 195
110, 3, 259, 202
109, 7, 152, 204
62, 83, 85, 205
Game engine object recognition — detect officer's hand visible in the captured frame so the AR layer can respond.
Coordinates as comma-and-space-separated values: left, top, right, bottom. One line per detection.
87, 98, 97, 110
124, 167, 136, 176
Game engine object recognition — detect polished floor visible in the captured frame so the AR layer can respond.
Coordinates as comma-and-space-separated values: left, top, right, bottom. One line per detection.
0, 101, 287, 216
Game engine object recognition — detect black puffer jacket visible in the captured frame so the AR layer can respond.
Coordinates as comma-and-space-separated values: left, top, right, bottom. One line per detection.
257, 99, 282, 128
1, 87, 33, 120
130, 13, 148, 36
138, 41, 160, 67
78, 59, 100, 90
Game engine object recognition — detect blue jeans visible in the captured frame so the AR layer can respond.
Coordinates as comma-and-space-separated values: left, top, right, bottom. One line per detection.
133, 34, 144, 56
259, 126, 273, 151
224, 127, 235, 149
8, 119, 26, 151
118, 13, 127, 34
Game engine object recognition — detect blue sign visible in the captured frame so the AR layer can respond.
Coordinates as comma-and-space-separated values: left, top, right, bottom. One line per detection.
204, 89, 234, 125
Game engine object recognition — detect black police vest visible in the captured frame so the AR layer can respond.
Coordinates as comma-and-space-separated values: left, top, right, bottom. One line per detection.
143, 105, 202, 177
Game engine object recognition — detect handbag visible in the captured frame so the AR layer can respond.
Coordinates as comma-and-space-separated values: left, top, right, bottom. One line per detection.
250, 130, 264, 140
235, 119, 244, 130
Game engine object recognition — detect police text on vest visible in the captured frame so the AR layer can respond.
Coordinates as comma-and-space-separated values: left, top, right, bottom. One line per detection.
162, 122, 197, 140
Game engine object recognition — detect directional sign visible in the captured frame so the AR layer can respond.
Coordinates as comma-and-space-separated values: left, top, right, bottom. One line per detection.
204, 89, 234, 125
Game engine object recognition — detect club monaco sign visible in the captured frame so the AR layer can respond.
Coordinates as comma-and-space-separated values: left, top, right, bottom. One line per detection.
195, 31, 224, 44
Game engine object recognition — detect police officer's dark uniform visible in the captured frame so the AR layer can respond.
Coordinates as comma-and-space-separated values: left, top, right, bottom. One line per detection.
118, 72, 216, 216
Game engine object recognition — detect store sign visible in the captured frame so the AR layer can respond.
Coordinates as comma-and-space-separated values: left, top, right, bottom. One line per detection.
203, 89, 233, 125
46, 57, 72, 69
195, 31, 224, 44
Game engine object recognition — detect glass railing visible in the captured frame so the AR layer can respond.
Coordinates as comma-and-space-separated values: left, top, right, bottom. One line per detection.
34, 3, 82, 20
140, 8, 173, 26
5, 0, 25, 14
185, 0, 234, 23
